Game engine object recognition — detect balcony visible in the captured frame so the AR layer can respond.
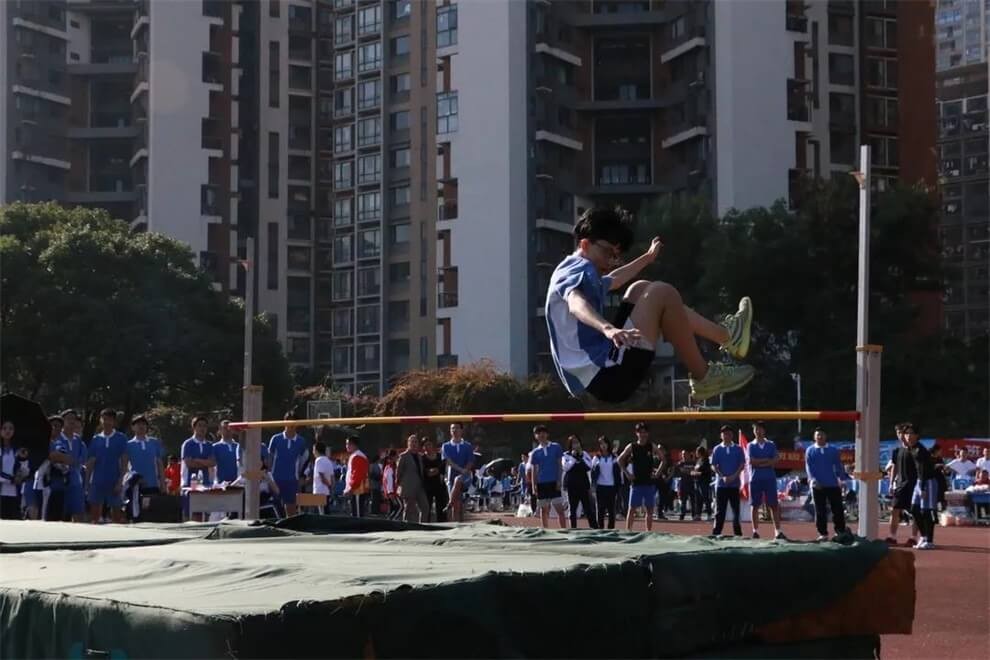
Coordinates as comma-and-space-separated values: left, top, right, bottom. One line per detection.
67, 125, 139, 139
202, 118, 224, 151
787, 79, 811, 122
788, 168, 810, 209
438, 266, 458, 308
289, 66, 312, 92
201, 184, 221, 216
567, 2, 670, 27
203, 51, 224, 86
203, 0, 224, 18
662, 109, 709, 148
437, 354, 458, 368
67, 60, 137, 76
786, 14, 808, 32
828, 0, 855, 14
661, 27, 707, 64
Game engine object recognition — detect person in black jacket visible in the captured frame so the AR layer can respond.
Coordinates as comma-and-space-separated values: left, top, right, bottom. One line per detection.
592, 435, 620, 529
563, 435, 598, 529
676, 448, 697, 520
693, 445, 714, 521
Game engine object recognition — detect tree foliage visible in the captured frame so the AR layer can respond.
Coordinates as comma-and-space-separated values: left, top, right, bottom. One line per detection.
0, 203, 293, 431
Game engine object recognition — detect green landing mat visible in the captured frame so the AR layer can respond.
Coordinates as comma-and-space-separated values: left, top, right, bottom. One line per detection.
0, 517, 890, 658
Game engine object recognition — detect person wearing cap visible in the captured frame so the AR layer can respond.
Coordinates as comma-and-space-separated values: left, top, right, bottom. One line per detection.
746, 421, 786, 540
618, 422, 659, 531
48, 409, 88, 522
126, 415, 165, 495
86, 408, 129, 523
710, 425, 745, 538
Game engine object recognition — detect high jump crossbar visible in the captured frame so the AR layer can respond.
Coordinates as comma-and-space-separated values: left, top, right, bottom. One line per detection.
229, 410, 859, 430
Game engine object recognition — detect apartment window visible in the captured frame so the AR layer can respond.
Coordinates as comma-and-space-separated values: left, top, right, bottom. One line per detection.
334, 124, 353, 153
334, 160, 353, 188
358, 117, 382, 146
391, 223, 410, 245
866, 95, 898, 129
358, 267, 381, 296
437, 5, 457, 47
335, 15, 353, 43
393, 0, 411, 20
827, 13, 854, 47
287, 246, 311, 272
267, 132, 280, 198
830, 130, 856, 164
358, 154, 382, 185
332, 270, 353, 300
358, 78, 381, 110
358, 42, 382, 73
334, 197, 353, 226
358, 5, 381, 35
333, 234, 353, 264
392, 35, 410, 57
358, 228, 381, 258
318, 97, 333, 124
269, 0, 280, 17
333, 308, 353, 337
390, 110, 410, 131
357, 344, 380, 372
828, 53, 854, 85
332, 346, 353, 374
866, 57, 897, 89
269, 42, 280, 107
334, 87, 353, 116
391, 185, 411, 206
357, 305, 380, 334
358, 191, 381, 221
870, 135, 899, 167
390, 75, 411, 98
389, 304, 410, 333
391, 148, 410, 169
335, 50, 354, 81
437, 92, 458, 134
267, 223, 279, 289
865, 17, 897, 49
389, 262, 411, 284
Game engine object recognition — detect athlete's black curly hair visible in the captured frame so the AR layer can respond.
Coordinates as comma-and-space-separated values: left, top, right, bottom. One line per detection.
573, 206, 635, 252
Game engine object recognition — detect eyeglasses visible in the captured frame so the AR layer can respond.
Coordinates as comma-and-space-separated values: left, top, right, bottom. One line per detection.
593, 241, 622, 260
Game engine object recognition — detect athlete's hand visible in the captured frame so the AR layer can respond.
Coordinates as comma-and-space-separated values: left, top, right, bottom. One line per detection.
604, 325, 642, 348
647, 237, 664, 261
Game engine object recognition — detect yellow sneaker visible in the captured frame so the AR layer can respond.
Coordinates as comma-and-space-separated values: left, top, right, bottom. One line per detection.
690, 362, 756, 401
720, 296, 753, 359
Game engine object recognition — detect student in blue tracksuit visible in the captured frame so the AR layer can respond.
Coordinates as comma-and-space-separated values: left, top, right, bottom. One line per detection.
805, 427, 852, 542
48, 409, 87, 522
212, 419, 240, 484
126, 415, 165, 494
86, 408, 129, 523
268, 412, 307, 517
746, 421, 787, 540
710, 425, 745, 537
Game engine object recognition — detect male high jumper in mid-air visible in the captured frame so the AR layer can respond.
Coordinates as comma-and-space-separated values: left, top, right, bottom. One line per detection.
545, 207, 755, 404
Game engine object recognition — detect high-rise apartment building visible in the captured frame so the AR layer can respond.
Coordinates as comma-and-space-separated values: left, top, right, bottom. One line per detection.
935, 0, 988, 341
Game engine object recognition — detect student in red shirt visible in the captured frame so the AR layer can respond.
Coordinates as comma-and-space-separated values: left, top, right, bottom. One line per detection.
164, 455, 182, 495
343, 436, 369, 517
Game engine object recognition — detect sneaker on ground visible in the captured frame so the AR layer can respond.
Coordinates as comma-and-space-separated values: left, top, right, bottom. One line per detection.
816, 534, 829, 542
774, 531, 788, 541
690, 362, 756, 401
914, 540, 934, 550
720, 296, 753, 359
751, 531, 760, 539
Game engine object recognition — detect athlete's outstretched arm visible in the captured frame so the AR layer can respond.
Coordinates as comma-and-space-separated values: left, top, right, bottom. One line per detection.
607, 237, 662, 291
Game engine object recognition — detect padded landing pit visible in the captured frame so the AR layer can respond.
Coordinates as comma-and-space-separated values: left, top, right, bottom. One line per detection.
0, 517, 914, 658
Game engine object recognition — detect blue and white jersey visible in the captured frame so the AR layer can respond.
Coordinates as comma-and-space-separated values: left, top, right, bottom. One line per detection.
545, 254, 614, 396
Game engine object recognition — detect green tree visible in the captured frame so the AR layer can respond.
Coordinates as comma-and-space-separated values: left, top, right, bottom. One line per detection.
0, 203, 292, 430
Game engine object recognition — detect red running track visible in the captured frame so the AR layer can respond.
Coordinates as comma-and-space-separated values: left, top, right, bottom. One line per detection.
480, 513, 989, 659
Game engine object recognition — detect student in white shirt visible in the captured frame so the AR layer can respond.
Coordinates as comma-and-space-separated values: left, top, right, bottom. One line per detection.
312, 441, 334, 514
975, 448, 989, 474
592, 436, 619, 529
946, 448, 977, 479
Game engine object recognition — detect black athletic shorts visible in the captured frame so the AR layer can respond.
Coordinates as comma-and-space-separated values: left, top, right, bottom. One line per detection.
893, 482, 916, 510
585, 302, 655, 404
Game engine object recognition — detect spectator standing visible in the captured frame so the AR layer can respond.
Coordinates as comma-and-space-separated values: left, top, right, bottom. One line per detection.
126, 415, 165, 494
805, 428, 853, 542
0, 421, 24, 519
710, 425, 745, 538
528, 425, 567, 529
421, 438, 448, 522
164, 455, 181, 495
693, 445, 713, 521
441, 422, 474, 522
592, 436, 619, 529
906, 425, 937, 549
268, 413, 306, 517
382, 451, 401, 519
368, 454, 384, 515
48, 409, 87, 522
212, 420, 240, 484
976, 447, 989, 474
85, 409, 129, 524
653, 444, 674, 519
343, 436, 369, 517
886, 424, 918, 545
311, 441, 334, 514
946, 448, 977, 479
397, 435, 428, 523
181, 416, 217, 522
746, 421, 786, 540
930, 444, 948, 511
618, 422, 658, 532
562, 435, 597, 529
675, 448, 696, 521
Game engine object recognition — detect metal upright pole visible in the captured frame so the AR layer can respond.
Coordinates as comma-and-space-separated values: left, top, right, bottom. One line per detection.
240, 238, 261, 520
853, 145, 879, 539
